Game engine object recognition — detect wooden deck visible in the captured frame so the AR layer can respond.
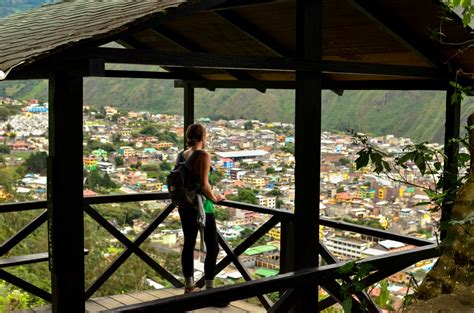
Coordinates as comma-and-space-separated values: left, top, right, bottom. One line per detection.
23, 288, 266, 312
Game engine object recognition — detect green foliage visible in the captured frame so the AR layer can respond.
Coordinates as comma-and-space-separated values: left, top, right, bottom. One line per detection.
230, 188, 259, 205
114, 156, 124, 166
84, 170, 117, 192
265, 167, 275, 174
0, 144, 10, 154
140, 125, 159, 136
214, 206, 230, 221
280, 143, 294, 156
337, 262, 374, 313
209, 170, 223, 186
24, 152, 47, 175
266, 189, 282, 197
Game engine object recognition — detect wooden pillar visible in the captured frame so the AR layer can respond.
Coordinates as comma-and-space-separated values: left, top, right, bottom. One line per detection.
183, 82, 194, 148
48, 72, 85, 312
441, 80, 461, 240
294, 0, 322, 311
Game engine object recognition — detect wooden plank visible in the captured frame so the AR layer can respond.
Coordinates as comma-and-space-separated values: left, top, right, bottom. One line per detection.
85, 300, 109, 312
230, 301, 266, 312
145, 288, 178, 298
349, 0, 442, 68
110, 294, 143, 306
126, 291, 159, 302
93, 297, 125, 309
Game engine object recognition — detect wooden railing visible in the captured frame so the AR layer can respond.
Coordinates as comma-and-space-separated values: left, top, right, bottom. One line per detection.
0, 193, 439, 312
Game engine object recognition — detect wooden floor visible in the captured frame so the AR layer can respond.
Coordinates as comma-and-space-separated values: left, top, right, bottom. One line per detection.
23, 288, 266, 313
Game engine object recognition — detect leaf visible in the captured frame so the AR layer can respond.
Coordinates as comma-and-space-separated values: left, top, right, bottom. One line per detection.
355, 151, 369, 170
415, 201, 432, 206
458, 153, 470, 164
338, 261, 355, 275
342, 297, 353, 313
382, 161, 391, 172
414, 153, 426, 175
358, 263, 373, 277
397, 151, 415, 165
434, 162, 442, 171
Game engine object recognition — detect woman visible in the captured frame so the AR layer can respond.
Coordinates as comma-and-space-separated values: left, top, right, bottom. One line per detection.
177, 123, 224, 294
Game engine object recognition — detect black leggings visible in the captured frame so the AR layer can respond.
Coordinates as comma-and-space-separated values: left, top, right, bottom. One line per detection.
178, 207, 219, 280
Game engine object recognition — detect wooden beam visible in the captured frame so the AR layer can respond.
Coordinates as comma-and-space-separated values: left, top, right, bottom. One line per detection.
48, 71, 85, 312
80, 47, 445, 78
116, 37, 207, 83
175, 79, 449, 90
152, 26, 266, 92
208, 0, 289, 11
183, 82, 194, 149
213, 10, 293, 56
98, 70, 182, 79
349, 0, 443, 68
294, 0, 321, 311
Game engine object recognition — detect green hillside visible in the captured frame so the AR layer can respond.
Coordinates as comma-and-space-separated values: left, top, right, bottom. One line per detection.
4, 77, 474, 143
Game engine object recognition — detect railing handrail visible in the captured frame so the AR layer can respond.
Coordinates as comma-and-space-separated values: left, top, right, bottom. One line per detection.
107, 244, 440, 312
320, 216, 434, 247
0, 200, 46, 213
0, 194, 434, 247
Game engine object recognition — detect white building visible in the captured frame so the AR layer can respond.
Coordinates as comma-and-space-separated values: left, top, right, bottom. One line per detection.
324, 236, 368, 260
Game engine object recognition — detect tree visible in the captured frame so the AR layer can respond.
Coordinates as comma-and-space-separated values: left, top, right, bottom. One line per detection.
160, 161, 172, 171
352, 115, 474, 303
24, 152, 47, 175
209, 170, 223, 186
214, 207, 230, 221
114, 156, 124, 166
266, 167, 275, 175
236, 188, 258, 205
0, 108, 9, 121
244, 121, 253, 130
0, 145, 10, 154
140, 125, 159, 136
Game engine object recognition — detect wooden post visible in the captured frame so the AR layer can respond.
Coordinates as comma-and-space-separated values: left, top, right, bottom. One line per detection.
294, 0, 322, 311
183, 82, 194, 148
48, 72, 85, 312
441, 79, 461, 240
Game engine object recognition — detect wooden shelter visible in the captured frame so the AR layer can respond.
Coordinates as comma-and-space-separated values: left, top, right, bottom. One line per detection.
0, 0, 472, 312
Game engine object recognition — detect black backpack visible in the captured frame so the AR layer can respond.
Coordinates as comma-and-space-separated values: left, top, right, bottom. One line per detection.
166, 150, 201, 207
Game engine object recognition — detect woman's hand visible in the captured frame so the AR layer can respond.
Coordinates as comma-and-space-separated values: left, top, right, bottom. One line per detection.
215, 194, 225, 203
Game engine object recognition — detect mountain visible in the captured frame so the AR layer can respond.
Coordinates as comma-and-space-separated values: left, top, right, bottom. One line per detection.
2, 1, 474, 143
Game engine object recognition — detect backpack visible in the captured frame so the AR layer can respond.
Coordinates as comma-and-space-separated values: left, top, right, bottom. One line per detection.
166, 150, 201, 207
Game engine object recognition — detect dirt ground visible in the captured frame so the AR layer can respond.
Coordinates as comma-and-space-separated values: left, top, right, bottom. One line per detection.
407, 285, 474, 313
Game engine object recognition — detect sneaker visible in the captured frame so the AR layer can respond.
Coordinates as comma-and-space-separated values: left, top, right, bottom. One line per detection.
184, 285, 199, 294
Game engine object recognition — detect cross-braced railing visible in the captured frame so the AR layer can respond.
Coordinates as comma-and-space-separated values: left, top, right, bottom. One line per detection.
0, 193, 439, 312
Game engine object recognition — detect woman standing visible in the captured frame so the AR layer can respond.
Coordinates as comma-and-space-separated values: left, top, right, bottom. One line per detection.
177, 123, 224, 294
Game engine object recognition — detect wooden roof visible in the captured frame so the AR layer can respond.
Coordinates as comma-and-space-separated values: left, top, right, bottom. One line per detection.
1, 0, 474, 86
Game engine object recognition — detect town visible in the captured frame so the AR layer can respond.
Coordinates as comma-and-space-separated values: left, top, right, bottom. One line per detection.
0, 97, 439, 309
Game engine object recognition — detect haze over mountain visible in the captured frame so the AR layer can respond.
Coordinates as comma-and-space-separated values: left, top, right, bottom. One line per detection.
2, 1, 474, 143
